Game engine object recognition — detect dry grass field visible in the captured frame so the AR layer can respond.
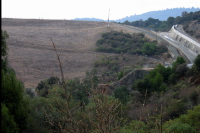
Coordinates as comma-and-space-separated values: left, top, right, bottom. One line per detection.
2, 18, 167, 88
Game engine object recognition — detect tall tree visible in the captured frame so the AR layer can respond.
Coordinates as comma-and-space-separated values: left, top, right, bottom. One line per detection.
1, 30, 29, 133
193, 55, 200, 73
1, 30, 9, 56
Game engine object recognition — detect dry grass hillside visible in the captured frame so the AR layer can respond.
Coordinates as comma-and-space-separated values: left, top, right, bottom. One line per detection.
184, 20, 200, 42
2, 18, 167, 88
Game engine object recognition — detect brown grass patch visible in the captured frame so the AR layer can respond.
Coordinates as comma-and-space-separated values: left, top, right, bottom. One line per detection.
2, 18, 164, 88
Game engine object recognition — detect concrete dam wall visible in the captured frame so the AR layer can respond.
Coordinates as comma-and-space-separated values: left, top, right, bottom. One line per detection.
170, 25, 200, 55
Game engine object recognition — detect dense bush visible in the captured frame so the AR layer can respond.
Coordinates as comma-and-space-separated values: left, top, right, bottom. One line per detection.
120, 120, 147, 133
114, 86, 130, 104
193, 54, 200, 74
132, 56, 193, 95
133, 70, 166, 95
163, 105, 200, 132
95, 31, 167, 56
36, 76, 62, 97
163, 121, 196, 133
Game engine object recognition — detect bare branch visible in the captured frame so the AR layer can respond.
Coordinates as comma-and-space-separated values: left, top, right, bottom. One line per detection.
50, 38, 65, 84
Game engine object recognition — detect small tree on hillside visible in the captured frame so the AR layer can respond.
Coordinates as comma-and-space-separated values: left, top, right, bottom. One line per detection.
193, 55, 200, 74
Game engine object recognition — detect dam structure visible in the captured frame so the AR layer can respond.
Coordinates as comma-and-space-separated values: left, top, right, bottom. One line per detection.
159, 25, 200, 63
170, 25, 200, 55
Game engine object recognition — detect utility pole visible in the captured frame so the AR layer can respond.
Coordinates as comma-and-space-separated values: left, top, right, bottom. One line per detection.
108, 9, 110, 27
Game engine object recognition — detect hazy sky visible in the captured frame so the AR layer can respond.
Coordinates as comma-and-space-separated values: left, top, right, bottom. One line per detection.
2, 0, 200, 20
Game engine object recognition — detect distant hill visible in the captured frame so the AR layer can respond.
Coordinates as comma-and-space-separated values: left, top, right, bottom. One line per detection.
74, 17, 105, 22
74, 8, 200, 22
115, 7, 200, 22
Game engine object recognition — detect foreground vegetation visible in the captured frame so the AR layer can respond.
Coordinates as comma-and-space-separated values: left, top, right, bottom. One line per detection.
1, 30, 30, 133
2, 29, 200, 133
29, 54, 200, 133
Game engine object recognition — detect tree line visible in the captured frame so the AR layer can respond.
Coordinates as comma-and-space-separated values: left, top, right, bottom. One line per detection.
120, 10, 200, 31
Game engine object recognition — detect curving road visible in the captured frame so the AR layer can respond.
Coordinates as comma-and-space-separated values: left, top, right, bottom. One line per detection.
158, 26, 198, 63
175, 25, 200, 44
121, 24, 198, 63
120, 25, 180, 62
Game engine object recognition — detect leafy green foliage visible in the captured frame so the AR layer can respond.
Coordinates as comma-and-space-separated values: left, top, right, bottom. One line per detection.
1, 30, 10, 73
164, 105, 200, 132
189, 91, 199, 106
114, 86, 130, 104
117, 71, 124, 80
165, 99, 187, 119
1, 31, 29, 132
66, 78, 89, 105
168, 56, 187, 83
172, 56, 186, 71
83, 68, 99, 88
193, 54, 200, 74
163, 121, 196, 133
133, 68, 166, 95
178, 105, 200, 131
36, 76, 60, 97
142, 42, 158, 56
1, 30, 9, 57
1, 103, 19, 133
28, 86, 91, 132
133, 56, 189, 95
154, 64, 171, 83
27, 55, 200, 133
95, 31, 167, 56
120, 120, 147, 133
94, 55, 139, 84
2, 69, 30, 132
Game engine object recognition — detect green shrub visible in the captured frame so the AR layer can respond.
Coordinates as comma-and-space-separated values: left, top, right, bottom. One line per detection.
163, 105, 200, 133
36, 76, 60, 97
1, 103, 19, 133
193, 54, 200, 73
120, 120, 147, 133
95, 31, 167, 56
133, 70, 166, 95
142, 42, 157, 56
178, 105, 200, 131
164, 100, 187, 120
163, 105, 200, 132
163, 121, 196, 133
114, 86, 130, 104
117, 71, 124, 80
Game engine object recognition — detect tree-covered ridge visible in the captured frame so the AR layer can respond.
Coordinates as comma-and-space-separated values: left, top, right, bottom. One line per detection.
116, 7, 200, 22
95, 31, 168, 56
121, 10, 200, 31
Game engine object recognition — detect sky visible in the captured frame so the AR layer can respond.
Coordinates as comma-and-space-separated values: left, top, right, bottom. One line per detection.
2, 0, 200, 20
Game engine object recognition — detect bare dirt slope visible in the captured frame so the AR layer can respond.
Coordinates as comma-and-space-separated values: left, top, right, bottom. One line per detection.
2, 18, 164, 88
